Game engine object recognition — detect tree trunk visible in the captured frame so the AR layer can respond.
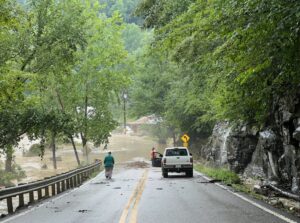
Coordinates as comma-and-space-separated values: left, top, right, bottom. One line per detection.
123, 95, 126, 134
5, 145, 13, 172
55, 90, 80, 165
51, 132, 57, 169
82, 92, 89, 164
80, 132, 89, 164
266, 184, 300, 201
173, 132, 176, 146
69, 135, 80, 166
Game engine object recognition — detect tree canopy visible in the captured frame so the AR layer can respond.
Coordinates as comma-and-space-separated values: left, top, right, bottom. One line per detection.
130, 0, 300, 138
0, 0, 131, 167
2, 0, 300, 165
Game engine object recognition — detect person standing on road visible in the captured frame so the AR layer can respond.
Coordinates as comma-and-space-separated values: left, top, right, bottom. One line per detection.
104, 151, 115, 179
150, 147, 157, 166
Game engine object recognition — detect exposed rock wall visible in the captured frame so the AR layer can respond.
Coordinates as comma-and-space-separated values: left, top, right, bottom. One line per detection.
201, 91, 300, 194
202, 122, 258, 173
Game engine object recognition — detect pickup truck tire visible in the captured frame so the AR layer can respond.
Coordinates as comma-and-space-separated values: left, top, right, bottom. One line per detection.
186, 169, 193, 177
162, 170, 168, 178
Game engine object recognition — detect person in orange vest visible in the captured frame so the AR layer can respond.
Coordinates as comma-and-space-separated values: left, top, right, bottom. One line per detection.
150, 147, 157, 166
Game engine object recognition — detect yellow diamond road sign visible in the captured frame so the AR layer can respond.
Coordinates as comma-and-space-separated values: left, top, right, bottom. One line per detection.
181, 134, 190, 143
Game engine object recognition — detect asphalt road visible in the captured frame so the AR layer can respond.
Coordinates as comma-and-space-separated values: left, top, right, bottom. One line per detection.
2, 163, 299, 223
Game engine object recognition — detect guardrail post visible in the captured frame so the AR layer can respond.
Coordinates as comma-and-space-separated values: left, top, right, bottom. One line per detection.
38, 189, 42, 200
56, 182, 61, 194
7, 197, 13, 214
29, 191, 34, 203
51, 184, 56, 196
61, 180, 66, 192
73, 176, 77, 187
18, 193, 25, 208
45, 186, 49, 198
70, 177, 74, 188
73, 176, 76, 187
66, 178, 70, 189
77, 174, 81, 185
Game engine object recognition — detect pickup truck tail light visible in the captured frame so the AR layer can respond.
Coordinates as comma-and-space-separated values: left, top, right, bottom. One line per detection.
163, 158, 166, 164
190, 157, 193, 163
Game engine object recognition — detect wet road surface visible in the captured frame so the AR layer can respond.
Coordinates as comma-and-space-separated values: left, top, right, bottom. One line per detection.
2, 163, 299, 223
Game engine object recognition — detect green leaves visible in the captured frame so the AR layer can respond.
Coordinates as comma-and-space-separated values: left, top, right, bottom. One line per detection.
0, 0, 131, 157
130, 0, 300, 138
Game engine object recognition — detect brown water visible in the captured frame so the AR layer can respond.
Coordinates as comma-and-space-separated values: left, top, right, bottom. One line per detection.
14, 133, 166, 183
0, 133, 169, 215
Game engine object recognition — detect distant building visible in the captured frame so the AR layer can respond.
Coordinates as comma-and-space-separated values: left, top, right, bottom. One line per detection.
127, 115, 162, 133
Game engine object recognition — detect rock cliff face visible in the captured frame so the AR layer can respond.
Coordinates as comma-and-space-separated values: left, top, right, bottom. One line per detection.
201, 91, 300, 194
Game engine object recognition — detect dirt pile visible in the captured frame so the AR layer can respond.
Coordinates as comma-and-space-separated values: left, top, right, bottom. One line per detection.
125, 161, 149, 169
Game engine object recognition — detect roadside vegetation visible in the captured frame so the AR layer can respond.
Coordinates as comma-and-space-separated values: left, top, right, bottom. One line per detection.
194, 164, 240, 185
128, 0, 300, 140
0, 163, 26, 187
195, 163, 299, 216
0, 0, 143, 184
194, 163, 265, 200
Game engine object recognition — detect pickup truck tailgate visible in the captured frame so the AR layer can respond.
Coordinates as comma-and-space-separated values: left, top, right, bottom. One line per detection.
166, 156, 191, 165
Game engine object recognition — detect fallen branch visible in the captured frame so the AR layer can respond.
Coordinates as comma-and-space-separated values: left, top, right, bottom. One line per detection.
265, 184, 300, 201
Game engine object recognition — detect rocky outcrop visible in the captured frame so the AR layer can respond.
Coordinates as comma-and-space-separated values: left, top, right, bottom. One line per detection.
202, 122, 258, 173
201, 90, 300, 194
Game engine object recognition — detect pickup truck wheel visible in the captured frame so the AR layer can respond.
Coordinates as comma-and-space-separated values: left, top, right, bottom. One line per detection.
186, 170, 193, 177
162, 170, 168, 178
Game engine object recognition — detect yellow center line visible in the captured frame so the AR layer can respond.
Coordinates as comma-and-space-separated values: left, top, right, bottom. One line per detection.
129, 169, 148, 223
119, 169, 149, 223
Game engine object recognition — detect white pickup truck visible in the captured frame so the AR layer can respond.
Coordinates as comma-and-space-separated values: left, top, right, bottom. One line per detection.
161, 147, 193, 177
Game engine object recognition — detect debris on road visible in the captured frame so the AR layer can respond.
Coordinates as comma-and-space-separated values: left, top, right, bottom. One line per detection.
78, 209, 91, 213
125, 161, 149, 169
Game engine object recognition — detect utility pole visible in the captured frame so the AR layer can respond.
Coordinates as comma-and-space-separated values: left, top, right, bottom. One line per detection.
123, 92, 127, 134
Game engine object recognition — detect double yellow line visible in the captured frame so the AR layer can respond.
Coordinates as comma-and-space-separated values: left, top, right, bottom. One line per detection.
119, 169, 149, 223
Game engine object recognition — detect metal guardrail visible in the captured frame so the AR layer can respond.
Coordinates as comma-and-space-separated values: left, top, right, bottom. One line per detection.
0, 161, 102, 215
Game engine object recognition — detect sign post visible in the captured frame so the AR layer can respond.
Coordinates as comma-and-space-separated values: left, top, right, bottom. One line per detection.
183, 142, 189, 147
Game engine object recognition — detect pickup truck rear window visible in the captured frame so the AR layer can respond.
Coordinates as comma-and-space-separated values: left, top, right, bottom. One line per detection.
165, 149, 188, 156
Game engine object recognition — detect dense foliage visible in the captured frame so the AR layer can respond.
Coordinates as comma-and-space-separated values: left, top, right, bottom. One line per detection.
2, 0, 300, 173
0, 0, 130, 169
130, 0, 300, 138
99, 0, 143, 24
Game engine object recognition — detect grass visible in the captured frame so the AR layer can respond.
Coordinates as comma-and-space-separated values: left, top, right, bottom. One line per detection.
0, 164, 26, 187
232, 184, 263, 200
194, 164, 241, 185
194, 163, 264, 200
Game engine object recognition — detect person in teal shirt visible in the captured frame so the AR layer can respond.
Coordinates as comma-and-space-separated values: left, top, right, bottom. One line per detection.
104, 151, 115, 179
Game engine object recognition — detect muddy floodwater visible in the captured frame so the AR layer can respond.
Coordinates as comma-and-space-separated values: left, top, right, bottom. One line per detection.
0, 133, 169, 215
14, 133, 166, 183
